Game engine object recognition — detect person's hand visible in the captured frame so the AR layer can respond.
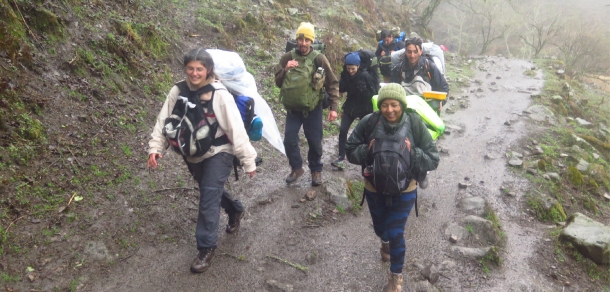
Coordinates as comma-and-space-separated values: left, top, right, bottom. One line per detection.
390, 50, 395, 54
247, 171, 255, 179
380, 51, 386, 56
368, 139, 375, 150
147, 153, 162, 169
405, 137, 411, 152
285, 60, 299, 71
327, 110, 337, 121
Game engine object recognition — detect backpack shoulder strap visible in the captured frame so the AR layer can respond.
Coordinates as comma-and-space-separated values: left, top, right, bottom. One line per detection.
175, 80, 190, 96
364, 111, 382, 142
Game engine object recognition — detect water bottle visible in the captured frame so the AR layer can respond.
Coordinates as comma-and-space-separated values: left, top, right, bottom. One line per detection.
313, 67, 325, 90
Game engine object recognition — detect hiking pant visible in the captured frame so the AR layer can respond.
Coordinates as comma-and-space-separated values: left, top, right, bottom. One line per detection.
185, 153, 244, 250
364, 188, 417, 273
338, 112, 362, 160
283, 103, 323, 172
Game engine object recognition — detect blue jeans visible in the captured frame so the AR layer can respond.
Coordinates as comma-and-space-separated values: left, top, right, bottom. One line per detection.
283, 103, 323, 172
185, 153, 244, 250
365, 188, 417, 273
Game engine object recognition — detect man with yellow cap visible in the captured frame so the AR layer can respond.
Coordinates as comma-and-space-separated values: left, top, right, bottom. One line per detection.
345, 83, 439, 291
275, 22, 340, 186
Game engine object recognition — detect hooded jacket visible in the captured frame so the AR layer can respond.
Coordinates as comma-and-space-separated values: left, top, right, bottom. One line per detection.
345, 109, 439, 192
148, 78, 257, 173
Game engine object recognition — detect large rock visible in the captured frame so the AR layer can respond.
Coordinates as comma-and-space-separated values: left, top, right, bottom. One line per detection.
323, 177, 352, 211
445, 223, 469, 242
450, 246, 490, 259
560, 213, 610, 264
457, 196, 486, 215
463, 216, 504, 245
524, 105, 557, 125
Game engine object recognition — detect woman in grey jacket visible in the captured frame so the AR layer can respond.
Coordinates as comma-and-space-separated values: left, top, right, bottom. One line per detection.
147, 48, 257, 274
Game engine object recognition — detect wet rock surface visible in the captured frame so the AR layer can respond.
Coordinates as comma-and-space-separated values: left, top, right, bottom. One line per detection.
560, 213, 610, 265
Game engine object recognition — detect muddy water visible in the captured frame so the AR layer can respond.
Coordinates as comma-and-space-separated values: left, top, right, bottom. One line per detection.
90, 57, 558, 291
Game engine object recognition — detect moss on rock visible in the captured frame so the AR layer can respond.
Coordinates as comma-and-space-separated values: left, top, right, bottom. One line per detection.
566, 166, 584, 186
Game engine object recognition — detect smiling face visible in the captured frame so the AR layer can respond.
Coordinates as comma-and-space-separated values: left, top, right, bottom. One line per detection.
405, 44, 421, 66
297, 37, 312, 55
346, 64, 358, 76
185, 60, 208, 88
380, 99, 403, 123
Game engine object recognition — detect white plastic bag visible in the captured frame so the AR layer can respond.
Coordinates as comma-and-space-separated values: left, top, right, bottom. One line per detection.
206, 49, 285, 155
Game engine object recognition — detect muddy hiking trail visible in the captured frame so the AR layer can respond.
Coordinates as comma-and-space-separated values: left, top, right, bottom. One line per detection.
77, 57, 572, 292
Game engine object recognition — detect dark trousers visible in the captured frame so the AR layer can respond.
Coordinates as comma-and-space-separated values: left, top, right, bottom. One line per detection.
185, 153, 244, 250
365, 188, 417, 273
283, 103, 323, 172
338, 112, 367, 160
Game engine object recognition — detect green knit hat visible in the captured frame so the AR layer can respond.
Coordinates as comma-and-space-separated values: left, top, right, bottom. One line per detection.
377, 83, 407, 110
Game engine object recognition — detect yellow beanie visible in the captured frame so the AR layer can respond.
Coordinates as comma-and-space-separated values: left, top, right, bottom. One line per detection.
296, 22, 315, 42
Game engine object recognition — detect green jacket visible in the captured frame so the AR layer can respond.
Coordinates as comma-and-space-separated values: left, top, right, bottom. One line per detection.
345, 110, 440, 179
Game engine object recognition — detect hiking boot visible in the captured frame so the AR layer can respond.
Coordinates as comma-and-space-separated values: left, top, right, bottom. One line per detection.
285, 168, 304, 184
331, 158, 345, 170
190, 247, 216, 273
419, 177, 429, 189
225, 210, 245, 234
311, 171, 322, 186
386, 272, 403, 292
380, 241, 390, 262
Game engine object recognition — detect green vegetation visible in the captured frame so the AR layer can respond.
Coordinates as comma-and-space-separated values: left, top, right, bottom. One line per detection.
480, 246, 502, 273
347, 180, 364, 211
525, 193, 567, 223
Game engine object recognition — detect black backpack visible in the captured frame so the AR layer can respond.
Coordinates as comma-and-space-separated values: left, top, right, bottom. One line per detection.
164, 81, 262, 179
285, 39, 326, 54
364, 112, 413, 196
355, 49, 380, 93
163, 82, 225, 157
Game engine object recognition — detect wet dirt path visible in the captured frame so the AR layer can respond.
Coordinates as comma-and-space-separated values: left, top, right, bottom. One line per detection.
90, 57, 556, 291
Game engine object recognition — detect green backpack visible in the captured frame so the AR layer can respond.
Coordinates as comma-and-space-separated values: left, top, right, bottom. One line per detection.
280, 50, 324, 112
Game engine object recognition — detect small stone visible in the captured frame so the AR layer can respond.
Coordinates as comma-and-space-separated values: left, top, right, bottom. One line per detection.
496, 76, 501, 79
458, 182, 470, 189
31, 218, 42, 223
593, 153, 600, 160
526, 168, 538, 175
604, 193, 610, 201
305, 190, 317, 201
484, 154, 495, 160
449, 235, 458, 243
27, 274, 35, 282
565, 281, 571, 286
291, 204, 300, 208
490, 82, 496, 85
508, 158, 523, 167
504, 120, 511, 126
299, 199, 306, 203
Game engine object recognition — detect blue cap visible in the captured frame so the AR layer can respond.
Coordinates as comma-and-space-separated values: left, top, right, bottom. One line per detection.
345, 52, 361, 66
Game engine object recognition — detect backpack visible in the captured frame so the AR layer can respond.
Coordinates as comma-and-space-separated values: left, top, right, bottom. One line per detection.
163, 83, 223, 157
285, 39, 326, 54
422, 42, 446, 75
363, 112, 413, 196
280, 50, 325, 112
165, 81, 263, 180
358, 49, 380, 92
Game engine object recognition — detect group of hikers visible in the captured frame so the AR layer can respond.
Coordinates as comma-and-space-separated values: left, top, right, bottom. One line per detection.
146, 22, 447, 291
